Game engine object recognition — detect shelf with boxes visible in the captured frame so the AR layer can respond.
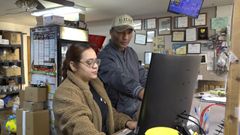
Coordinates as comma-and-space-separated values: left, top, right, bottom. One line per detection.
0, 30, 24, 87
0, 30, 24, 113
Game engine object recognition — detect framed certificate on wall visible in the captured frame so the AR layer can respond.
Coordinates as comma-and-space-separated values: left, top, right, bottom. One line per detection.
133, 19, 142, 30
174, 16, 189, 28
158, 17, 172, 35
172, 43, 187, 55
145, 18, 157, 29
193, 13, 207, 26
134, 30, 147, 45
147, 30, 156, 43
187, 43, 201, 54
172, 30, 185, 42
186, 28, 197, 41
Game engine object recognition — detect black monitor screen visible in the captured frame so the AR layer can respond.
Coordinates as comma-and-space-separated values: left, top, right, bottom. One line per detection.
136, 54, 201, 135
168, 0, 204, 18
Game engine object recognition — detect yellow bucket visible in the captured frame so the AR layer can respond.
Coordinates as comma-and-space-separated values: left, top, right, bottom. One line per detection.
145, 127, 179, 135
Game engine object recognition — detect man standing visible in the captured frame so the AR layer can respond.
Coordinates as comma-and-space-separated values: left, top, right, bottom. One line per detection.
98, 14, 147, 118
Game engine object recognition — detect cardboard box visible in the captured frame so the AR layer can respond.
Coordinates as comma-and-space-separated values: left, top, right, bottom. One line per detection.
0, 66, 21, 77
79, 13, 85, 22
16, 109, 50, 135
2, 32, 21, 45
36, 16, 43, 26
23, 101, 45, 111
24, 87, 48, 102
43, 15, 64, 26
1, 39, 9, 45
0, 119, 8, 135
19, 90, 24, 108
0, 49, 19, 61
8, 49, 20, 61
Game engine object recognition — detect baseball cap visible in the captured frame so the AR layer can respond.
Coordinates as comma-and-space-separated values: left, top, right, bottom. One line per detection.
111, 14, 134, 32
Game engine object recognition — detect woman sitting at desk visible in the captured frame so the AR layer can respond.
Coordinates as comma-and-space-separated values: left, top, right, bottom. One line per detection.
53, 43, 136, 135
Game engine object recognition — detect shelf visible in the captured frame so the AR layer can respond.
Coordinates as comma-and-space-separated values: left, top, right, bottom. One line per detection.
0, 29, 24, 85
31, 70, 56, 76
0, 75, 22, 80
0, 44, 21, 48
0, 60, 21, 64
0, 90, 20, 95
0, 107, 12, 111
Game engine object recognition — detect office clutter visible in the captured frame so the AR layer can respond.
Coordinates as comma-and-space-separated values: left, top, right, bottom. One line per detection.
208, 28, 229, 75
188, 90, 226, 135
0, 91, 20, 134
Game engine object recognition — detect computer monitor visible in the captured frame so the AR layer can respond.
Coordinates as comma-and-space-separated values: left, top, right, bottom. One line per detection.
136, 54, 201, 135
167, 0, 204, 18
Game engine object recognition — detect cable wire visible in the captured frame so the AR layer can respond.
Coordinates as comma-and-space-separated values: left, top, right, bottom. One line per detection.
177, 114, 206, 135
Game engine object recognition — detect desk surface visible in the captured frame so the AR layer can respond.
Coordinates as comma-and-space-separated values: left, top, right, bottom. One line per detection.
115, 98, 225, 135
190, 98, 225, 135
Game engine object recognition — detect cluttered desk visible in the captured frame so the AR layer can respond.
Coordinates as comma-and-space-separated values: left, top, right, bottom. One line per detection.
116, 92, 225, 135
190, 89, 226, 135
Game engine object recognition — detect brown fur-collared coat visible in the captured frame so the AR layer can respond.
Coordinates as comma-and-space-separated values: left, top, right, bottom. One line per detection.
53, 70, 131, 135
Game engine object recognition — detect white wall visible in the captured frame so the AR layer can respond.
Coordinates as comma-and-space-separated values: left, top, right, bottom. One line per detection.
217, 5, 233, 18
88, 7, 216, 61
0, 22, 33, 88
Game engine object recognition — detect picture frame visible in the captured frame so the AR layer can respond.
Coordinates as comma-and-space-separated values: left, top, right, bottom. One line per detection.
187, 43, 201, 54
197, 27, 208, 40
174, 16, 189, 28
193, 13, 207, 26
200, 54, 207, 64
145, 18, 157, 29
133, 19, 142, 30
172, 30, 185, 42
147, 30, 156, 43
172, 43, 187, 55
186, 28, 197, 41
152, 36, 165, 53
144, 51, 152, 65
134, 30, 147, 45
158, 17, 172, 35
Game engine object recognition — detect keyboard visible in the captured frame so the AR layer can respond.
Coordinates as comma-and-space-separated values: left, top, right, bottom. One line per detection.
115, 128, 135, 135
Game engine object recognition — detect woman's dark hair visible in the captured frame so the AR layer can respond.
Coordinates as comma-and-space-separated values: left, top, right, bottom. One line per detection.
62, 43, 91, 79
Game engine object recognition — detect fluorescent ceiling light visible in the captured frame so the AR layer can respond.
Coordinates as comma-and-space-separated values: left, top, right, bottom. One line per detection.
31, 5, 86, 16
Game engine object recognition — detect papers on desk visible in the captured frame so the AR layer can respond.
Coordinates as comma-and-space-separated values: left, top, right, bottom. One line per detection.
201, 95, 226, 104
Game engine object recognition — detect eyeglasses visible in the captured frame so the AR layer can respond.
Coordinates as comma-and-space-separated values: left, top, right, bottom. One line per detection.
80, 58, 101, 68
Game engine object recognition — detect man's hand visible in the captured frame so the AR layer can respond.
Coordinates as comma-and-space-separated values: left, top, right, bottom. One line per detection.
125, 120, 137, 130
138, 89, 144, 100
